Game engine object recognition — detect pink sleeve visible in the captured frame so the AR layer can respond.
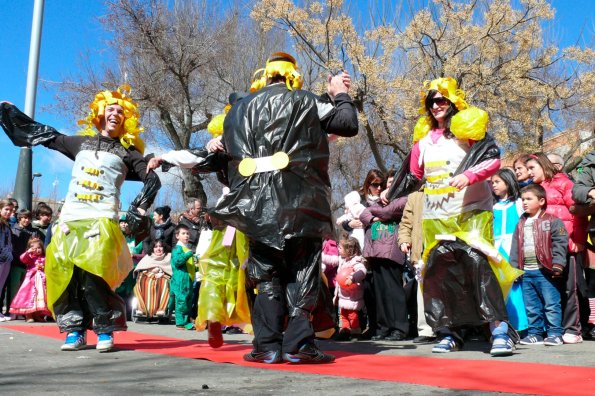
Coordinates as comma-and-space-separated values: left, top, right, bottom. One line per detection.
19, 251, 34, 266
409, 142, 424, 179
463, 158, 500, 185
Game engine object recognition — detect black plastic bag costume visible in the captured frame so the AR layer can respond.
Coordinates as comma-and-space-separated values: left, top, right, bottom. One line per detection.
209, 83, 358, 354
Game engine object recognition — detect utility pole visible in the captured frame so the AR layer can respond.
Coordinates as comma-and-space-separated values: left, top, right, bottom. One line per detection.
13, 0, 45, 210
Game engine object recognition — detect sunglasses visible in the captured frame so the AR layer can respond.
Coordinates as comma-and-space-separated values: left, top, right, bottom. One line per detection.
429, 97, 450, 107
370, 182, 383, 188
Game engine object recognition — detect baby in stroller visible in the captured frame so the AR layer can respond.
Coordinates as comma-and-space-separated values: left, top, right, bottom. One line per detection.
132, 239, 172, 322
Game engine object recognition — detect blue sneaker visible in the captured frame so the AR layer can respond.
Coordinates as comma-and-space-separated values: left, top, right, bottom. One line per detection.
544, 335, 563, 346
519, 334, 544, 345
490, 334, 514, 356
432, 336, 460, 353
61, 331, 87, 351
96, 333, 114, 352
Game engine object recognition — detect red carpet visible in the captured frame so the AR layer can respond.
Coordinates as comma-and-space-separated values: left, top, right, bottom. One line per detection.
6, 324, 595, 395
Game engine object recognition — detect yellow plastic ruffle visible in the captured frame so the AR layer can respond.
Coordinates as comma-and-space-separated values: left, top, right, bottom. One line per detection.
413, 116, 432, 143
207, 113, 226, 138
195, 228, 251, 331
450, 107, 488, 141
421, 210, 523, 299
45, 218, 132, 314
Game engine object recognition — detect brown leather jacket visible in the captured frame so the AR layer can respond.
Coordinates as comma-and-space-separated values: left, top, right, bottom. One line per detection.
509, 211, 568, 272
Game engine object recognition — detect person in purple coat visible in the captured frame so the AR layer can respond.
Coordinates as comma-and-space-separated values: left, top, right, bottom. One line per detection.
360, 171, 409, 341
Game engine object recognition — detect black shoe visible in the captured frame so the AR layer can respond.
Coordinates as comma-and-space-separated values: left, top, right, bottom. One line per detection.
243, 350, 282, 364
283, 344, 335, 364
413, 335, 437, 344
371, 333, 387, 341
335, 328, 351, 341
359, 328, 375, 340
385, 330, 406, 341
225, 326, 244, 335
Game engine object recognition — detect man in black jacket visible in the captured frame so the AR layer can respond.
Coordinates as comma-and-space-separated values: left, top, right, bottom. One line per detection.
209, 53, 358, 363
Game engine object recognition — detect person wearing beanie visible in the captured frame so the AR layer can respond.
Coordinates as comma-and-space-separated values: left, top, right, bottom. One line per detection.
143, 205, 176, 252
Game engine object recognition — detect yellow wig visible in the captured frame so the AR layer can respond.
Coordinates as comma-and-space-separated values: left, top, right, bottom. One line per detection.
250, 52, 303, 93
77, 84, 145, 154
414, 77, 488, 143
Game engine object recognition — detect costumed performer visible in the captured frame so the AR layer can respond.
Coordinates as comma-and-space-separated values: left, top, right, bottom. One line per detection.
208, 52, 358, 364
0, 85, 160, 352
147, 92, 251, 348
384, 77, 523, 356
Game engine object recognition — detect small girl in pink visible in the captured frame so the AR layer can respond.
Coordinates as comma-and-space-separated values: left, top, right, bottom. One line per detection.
9, 237, 50, 322
334, 236, 367, 341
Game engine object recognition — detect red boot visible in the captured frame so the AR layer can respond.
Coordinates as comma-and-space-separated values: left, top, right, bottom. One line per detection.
208, 321, 223, 348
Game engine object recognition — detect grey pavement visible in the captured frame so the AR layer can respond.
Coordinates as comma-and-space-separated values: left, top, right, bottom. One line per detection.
1, 320, 594, 395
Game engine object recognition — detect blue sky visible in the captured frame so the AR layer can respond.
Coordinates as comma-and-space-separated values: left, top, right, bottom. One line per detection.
0, 0, 592, 208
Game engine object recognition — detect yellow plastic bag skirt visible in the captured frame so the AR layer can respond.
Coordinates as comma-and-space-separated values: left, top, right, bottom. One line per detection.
195, 228, 251, 331
422, 210, 523, 299
45, 218, 132, 314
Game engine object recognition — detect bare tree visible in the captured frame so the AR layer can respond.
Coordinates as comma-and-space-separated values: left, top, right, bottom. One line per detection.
51, 0, 284, 205
252, 0, 595, 175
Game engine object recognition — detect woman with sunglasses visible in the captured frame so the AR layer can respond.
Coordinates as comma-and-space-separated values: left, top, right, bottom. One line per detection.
393, 78, 522, 356
339, 169, 386, 339
360, 170, 409, 341
339, 170, 386, 243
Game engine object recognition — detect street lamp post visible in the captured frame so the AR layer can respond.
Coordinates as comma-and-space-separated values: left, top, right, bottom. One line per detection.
13, 0, 45, 211
32, 172, 42, 206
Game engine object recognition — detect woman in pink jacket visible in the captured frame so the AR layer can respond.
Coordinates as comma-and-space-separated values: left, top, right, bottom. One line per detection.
526, 152, 589, 343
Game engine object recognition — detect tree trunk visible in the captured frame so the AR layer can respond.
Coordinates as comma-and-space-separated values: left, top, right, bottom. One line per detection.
180, 168, 207, 206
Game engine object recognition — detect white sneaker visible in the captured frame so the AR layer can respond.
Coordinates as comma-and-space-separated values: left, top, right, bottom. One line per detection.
0, 313, 6, 322
96, 333, 114, 352
562, 333, 583, 344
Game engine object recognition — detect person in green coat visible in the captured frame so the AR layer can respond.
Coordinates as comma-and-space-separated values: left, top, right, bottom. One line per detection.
170, 224, 196, 330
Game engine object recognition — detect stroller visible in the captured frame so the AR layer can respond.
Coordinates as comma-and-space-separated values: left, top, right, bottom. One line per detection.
131, 270, 173, 324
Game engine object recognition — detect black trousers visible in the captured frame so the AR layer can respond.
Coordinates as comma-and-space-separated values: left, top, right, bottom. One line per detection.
369, 258, 409, 337
53, 266, 127, 334
561, 254, 589, 335
361, 272, 376, 335
246, 237, 321, 354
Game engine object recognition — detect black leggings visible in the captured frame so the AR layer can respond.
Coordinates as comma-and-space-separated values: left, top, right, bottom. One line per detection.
53, 266, 127, 334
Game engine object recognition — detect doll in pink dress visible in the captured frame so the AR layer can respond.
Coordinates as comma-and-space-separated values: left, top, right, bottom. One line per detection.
9, 237, 50, 322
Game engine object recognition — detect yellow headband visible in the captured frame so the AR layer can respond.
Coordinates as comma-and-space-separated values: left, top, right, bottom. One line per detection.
77, 83, 145, 154
250, 52, 303, 93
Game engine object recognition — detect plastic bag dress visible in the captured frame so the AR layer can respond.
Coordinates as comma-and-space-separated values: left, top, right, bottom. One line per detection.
195, 227, 251, 330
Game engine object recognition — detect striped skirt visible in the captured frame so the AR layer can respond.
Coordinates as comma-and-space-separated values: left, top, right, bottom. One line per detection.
133, 271, 171, 318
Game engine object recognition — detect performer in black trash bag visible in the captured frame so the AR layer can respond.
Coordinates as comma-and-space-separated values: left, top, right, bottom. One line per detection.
205, 52, 358, 363
0, 85, 160, 352
383, 77, 523, 357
